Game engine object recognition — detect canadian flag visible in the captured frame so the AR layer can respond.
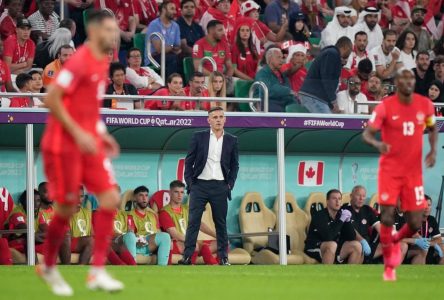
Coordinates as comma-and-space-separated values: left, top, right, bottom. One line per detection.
177, 158, 185, 182
298, 161, 324, 186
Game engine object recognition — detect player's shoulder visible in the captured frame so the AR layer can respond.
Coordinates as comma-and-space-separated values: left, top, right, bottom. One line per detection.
413, 93, 433, 105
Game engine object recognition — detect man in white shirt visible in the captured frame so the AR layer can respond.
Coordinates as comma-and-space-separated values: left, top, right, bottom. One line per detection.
320, 6, 353, 49
353, 7, 383, 51
369, 29, 403, 81
125, 48, 164, 95
345, 31, 371, 70
337, 75, 368, 114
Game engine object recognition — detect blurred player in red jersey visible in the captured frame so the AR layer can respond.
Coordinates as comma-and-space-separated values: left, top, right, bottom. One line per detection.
36, 10, 123, 296
0, 187, 14, 265
363, 68, 438, 281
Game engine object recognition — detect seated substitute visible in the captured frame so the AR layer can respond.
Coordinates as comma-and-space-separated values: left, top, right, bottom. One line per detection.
304, 189, 362, 264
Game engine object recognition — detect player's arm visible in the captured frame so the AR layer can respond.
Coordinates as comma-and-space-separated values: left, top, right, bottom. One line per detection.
200, 222, 216, 239
45, 84, 97, 154
362, 125, 390, 154
166, 227, 185, 242
425, 120, 438, 168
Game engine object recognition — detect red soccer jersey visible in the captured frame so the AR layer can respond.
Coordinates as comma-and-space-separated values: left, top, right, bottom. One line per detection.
368, 94, 435, 177
0, 58, 11, 92
281, 63, 307, 94
159, 208, 178, 231
96, 0, 134, 31
149, 190, 170, 211
0, 187, 14, 230
10, 97, 31, 107
133, 0, 158, 25
0, 13, 16, 41
232, 44, 258, 79
3, 35, 35, 64
193, 37, 231, 73
182, 86, 210, 111
144, 87, 174, 110
41, 45, 109, 154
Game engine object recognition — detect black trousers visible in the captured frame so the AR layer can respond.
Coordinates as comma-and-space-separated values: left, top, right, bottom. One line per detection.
183, 179, 229, 259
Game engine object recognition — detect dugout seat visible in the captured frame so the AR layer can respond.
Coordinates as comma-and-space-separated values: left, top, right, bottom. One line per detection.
342, 192, 351, 205
133, 33, 146, 56
272, 193, 311, 264
239, 192, 278, 264
149, 190, 170, 213
37, 253, 80, 264
121, 189, 135, 211
10, 248, 26, 264
369, 194, 379, 211
183, 57, 195, 85
234, 80, 254, 112
304, 192, 326, 221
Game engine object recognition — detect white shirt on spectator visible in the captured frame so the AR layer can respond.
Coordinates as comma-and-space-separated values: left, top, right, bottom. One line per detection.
125, 67, 164, 89
28, 11, 60, 37
337, 90, 368, 114
399, 50, 417, 70
344, 50, 373, 70
320, 7, 354, 48
198, 130, 225, 181
369, 45, 403, 77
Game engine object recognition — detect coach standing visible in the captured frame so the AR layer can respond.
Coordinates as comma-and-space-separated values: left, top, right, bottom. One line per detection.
179, 106, 239, 265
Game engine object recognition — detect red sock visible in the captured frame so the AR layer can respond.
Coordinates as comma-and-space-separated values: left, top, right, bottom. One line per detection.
107, 249, 125, 265
200, 244, 218, 265
43, 214, 69, 267
92, 208, 116, 267
393, 224, 416, 242
0, 238, 12, 265
191, 251, 198, 264
120, 249, 136, 265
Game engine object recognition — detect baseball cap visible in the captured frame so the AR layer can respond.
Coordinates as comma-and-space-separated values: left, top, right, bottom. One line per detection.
16, 17, 32, 29
411, 5, 427, 15
240, 0, 260, 16
292, 12, 306, 21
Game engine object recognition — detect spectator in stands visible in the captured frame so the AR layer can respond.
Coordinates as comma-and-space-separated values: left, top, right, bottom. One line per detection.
288, 11, 310, 43
428, 80, 444, 116
133, 0, 158, 32
28, 0, 59, 44
69, 197, 93, 265
0, 39, 14, 93
208, 71, 227, 110
159, 180, 218, 265
105, 62, 139, 110
146, 1, 181, 78
67, 0, 92, 46
34, 27, 72, 69
300, 0, 328, 36
179, 71, 211, 111
299, 37, 353, 113
413, 51, 434, 96
320, 6, 352, 49
0, 187, 14, 265
29, 70, 44, 106
0, 0, 23, 41
264, 0, 298, 36
407, 5, 432, 53
42, 44, 74, 88
404, 195, 443, 265
281, 44, 307, 95
9, 72, 32, 107
200, 0, 234, 39
101, 0, 136, 46
304, 189, 362, 264
433, 55, 444, 84
193, 20, 234, 91
433, 37, 444, 58
396, 30, 417, 70
59, 18, 76, 47
353, 6, 383, 51
126, 186, 171, 266
369, 29, 402, 81
145, 73, 184, 110
364, 73, 383, 102
344, 31, 369, 71
254, 48, 295, 112
337, 75, 368, 114
232, 22, 259, 81
177, 0, 205, 58
125, 48, 163, 96
342, 186, 380, 263
2, 17, 35, 75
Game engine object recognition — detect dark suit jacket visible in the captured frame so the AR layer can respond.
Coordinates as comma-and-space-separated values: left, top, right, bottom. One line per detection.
184, 130, 239, 200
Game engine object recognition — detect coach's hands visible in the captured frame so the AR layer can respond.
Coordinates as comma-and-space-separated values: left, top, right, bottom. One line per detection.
414, 238, 430, 250
339, 209, 352, 223
374, 141, 390, 154
73, 128, 97, 154
360, 239, 372, 256
425, 150, 436, 168
102, 133, 120, 158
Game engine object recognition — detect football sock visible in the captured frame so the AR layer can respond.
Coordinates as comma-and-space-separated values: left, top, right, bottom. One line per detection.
43, 214, 69, 267
92, 208, 115, 267
154, 232, 171, 266
380, 224, 394, 267
120, 249, 136, 265
200, 244, 218, 265
122, 232, 137, 259
191, 251, 198, 264
0, 238, 12, 265
107, 250, 125, 265
393, 223, 417, 242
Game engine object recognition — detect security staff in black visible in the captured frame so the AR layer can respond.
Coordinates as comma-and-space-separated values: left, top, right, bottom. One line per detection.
342, 185, 380, 263
179, 106, 239, 266
304, 189, 361, 264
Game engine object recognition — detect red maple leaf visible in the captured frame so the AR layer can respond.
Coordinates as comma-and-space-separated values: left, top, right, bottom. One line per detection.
306, 167, 316, 178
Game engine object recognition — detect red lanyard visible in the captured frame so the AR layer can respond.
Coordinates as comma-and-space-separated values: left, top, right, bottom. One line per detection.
16, 39, 28, 63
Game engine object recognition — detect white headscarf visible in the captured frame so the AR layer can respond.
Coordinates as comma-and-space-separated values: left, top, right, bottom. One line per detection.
320, 6, 353, 48
353, 7, 383, 51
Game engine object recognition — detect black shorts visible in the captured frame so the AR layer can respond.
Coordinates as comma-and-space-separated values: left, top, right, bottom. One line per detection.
304, 244, 343, 264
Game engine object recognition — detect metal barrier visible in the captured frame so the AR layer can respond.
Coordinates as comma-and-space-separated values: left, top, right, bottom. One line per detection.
198, 57, 217, 73
355, 101, 444, 114
249, 81, 269, 112
146, 32, 166, 83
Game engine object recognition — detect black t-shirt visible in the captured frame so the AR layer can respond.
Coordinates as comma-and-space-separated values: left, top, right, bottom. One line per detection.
342, 204, 379, 241
394, 212, 406, 231
419, 215, 441, 239
304, 208, 356, 250
413, 67, 435, 96
104, 83, 138, 108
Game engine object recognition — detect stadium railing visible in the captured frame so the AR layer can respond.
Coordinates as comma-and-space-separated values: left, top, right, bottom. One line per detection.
146, 32, 166, 83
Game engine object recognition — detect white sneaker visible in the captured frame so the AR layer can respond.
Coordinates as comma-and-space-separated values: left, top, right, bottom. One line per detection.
36, 265, 74, 297
86, 268, 124, 292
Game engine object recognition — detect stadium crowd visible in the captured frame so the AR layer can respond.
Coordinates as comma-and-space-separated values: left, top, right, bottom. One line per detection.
0, 0, 444, 113
1, 183, 443, 265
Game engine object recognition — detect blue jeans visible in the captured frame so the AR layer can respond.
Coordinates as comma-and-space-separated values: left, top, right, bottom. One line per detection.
299, 93, 332, 114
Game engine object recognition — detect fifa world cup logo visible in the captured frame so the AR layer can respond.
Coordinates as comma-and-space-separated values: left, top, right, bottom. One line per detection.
179, 218, 187, 235
114, 220, 123, 234
77, 219, 87, 237
144, 222, 154, 234
352, 163, 359, 185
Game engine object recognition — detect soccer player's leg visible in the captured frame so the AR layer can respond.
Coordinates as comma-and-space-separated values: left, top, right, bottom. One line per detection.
338, 241, 363, 264
72, 236, 93, 265
406, 248, 428, 265
147, 233, 171, 266
319, 241, 337, 264
83, 153, 123, 292
199, 240, 218, 265
37, 151, 81, 296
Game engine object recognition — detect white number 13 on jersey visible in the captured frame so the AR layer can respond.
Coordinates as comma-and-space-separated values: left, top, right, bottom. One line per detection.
403, 122, 415, 136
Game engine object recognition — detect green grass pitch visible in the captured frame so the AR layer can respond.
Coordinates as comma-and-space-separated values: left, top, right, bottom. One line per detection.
1, 265, 443, 300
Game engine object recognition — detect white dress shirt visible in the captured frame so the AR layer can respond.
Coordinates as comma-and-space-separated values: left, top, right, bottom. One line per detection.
337, 90, 368, 114
198, 130, 225, 181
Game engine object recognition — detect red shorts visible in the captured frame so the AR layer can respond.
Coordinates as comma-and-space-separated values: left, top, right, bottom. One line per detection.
71, 237, 79, 252
42, 148, 116, 204
378, 170, 426, 212
171, 240, 182, 254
